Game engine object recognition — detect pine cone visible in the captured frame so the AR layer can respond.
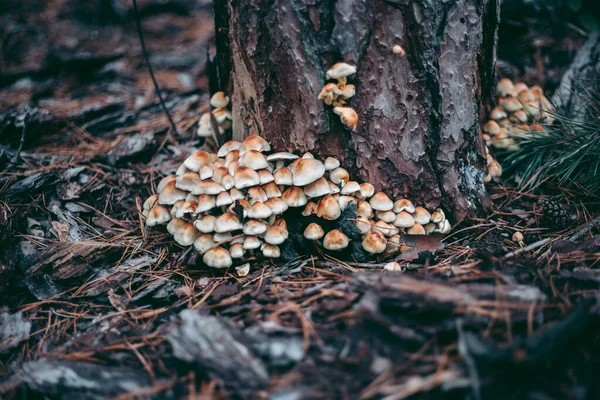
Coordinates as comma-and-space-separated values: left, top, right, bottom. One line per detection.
537, 199, 573, 230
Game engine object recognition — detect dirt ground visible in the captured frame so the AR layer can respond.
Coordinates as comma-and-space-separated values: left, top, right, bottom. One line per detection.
1, 1, 600, 399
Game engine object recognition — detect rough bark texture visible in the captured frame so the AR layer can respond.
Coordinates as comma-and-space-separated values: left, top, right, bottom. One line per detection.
214, 0, 499, 221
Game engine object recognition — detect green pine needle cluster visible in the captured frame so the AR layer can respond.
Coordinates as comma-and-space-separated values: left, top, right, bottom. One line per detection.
501, 81, 600, 195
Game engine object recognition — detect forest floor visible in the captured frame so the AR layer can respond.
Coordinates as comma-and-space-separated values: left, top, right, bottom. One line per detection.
1, 1, 600, 399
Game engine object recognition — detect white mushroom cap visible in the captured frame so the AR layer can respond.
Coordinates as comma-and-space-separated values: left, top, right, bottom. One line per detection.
197, 113, 214, 137
282, 187, 308, 207
234, 167, 261, 189
174, 223, 200, 246
210, 91, 230, 108
195, 195, 216, 213
183, 150, 212, 172
324, 157, 341, 171
304, 223, 325, 240
218, 140, 242, 157
157, 175, 177, 193
316, 195, 341, 220
357, 200, 373, 218
216, 191, 234, 207
407, 223, 426, 235
229, 188, 245, 201
143, 194, 159, 212
212, 107, 232, 124
176, 164, 190, 176
431, 208, 445, 223
413, 207, 431, 225
355, 215, 371, 234
230, 243, 246, 259
170, 200, 184, 218
358, 183, 375, 199
239, 150, 269, 170
497, 78, 515, 97
373, 220, 395, 236
302, 201, 318, 216
340, 180, 360, 195
303, 177, 331, 198
243, 235, 262, 250
384, 262, 402, 271
338, 195, 357, 210
194, 215, 216, 233
292, 159, 326, 186
261, 244, 280, 258
243, 219, 268, 236
274, 167, 293, 186
264, 226, 289, 245
193, 234, 216, 253
333, 107, 358, 131
246, 202, 273, 219
392, 199, 415, 213
214, 212, 243, 233
203, 247, 233, 268
439, 219, 452, 234
213, 232, 233, 242
199, 164, 215, 180
368, 192, 393, 211
328, 180, 341, 194
158, 181, 187, 205
264, 198, 288, 215
239, 135, 271, 155
362, 231, 387, 254
267, 152, 299, 162
326, 62, 357, 80
394, 211, 416, 228
192, 180, 225, 196
248, 187, 268, 204
376, 210, 396, 224
212, 167, 229, 184
221, 175, 235, 190
341, 84, 356, 100
262, 182, 282, 198
175, 201, 198, 219
167, 218, 186, 235
329, 167, 349, 186
175, 172, 201, 192
146, 205, 171, 226
323, 229, 349, 250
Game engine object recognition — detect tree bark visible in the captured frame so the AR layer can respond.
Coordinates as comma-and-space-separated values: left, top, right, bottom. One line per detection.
213, 0, 499, 221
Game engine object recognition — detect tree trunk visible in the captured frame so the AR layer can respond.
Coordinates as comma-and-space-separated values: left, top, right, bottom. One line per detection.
213, 0, 499, 221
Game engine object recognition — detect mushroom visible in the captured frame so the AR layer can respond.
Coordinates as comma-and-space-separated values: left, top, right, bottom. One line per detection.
497, 78, 515, 97
243, 219, 268, 236
341, 84, 356, 100
413, 207, 431, 225
384, 261, 402, 271
210, 91, 230, 108
340, 180, 360, 195
257, 169, 274, 185
264, 225, 289, 245
357, 200, 373, 218
362, 231, 387, 254
282, 187, 308, 207
333, 107, 358, 131
194, 234, 216, 253
244, 236, 262, 250
292, 159, 326, 186
357, 183, 375, 200
483, 120, 501, 135
230, 243, 246, 259
512, 231, 524, 244
274, 167, 293, 186
392, 199, 415, 213
146, 205, 171, 226
324, 157, 341, 171
192, 180, 225, 196
338, 196, 358, 210
326, 62, 357, 86
266, 152, 299, 162
174, 223, 200, 246
214, 212, 243, 233
197, 113, 215, 137
431, 209, 445, 224
370, 192, 393, 211
393, 211, 416, 228
199, 164, 214, 180
329, 167, 349, 186
407, 223, 426, 235
194, 215, 216, 233
239, 135, 271, 155
157, 175, 177, 193
316, 195, 341, 220
167, 218, 186, 236
239, 150, 269, 170
261, 243, 281, 258
490, 107, 508, 121
304, 223, 325, 240
195, 195, 216, 213
158, 181, 187, 205
203, 247, 233, 268
246, 202, 272, 219
235, 263, 251, 277
183, 150, 212, 172
355, 215, 372, 234
318, 83, 343, 105
174, 201, 198, 219
216, 191, 234, 208
234, 167, 261, 189
217, 140, 242, 157
302, 201, 318, 216
212, 167, 229, 184
262, 182, 282, 198
375, 210, 396, 224
488, 161, 502, 178
304, 177, 331, 198
248, 187, 268, 204
392, 45, 406, 57
323, 229, 349, 251
213, 232, 233, 242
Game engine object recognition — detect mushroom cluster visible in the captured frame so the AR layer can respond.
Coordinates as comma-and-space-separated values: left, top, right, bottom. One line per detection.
144, 135, 451, 270
483, 78, 553, 151
197, 91, 232, 138
318, 62, 358, 131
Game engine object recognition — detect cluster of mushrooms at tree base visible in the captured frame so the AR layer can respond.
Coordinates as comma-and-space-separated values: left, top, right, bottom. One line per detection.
144, 134, 452, 272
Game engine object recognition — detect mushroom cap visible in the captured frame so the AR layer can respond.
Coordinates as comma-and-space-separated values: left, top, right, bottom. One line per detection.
212, 107, 232, 124
304, 177, 331, 198
316, 195, 341, 220
143, 194, 159, 211
376, 210, 396, 224
264, 225, 289, 245
302, 201, 318, 216
256, 170, 274, 186
176, 164, 190, 176
174, 223, 200, 246
262, 182, 282, 198
393, 211, 416, 228
329, 167, 349, 186
175, 201, 198, 219
324, 157, 341, 171
243, 219, 268, 236
167, 218, 186, 235
439, 219, 452, 234
328, 180, 341, 194
222, 175, 235, 190
273, 218, 287, 230
146, 205, 171, 226
392, 44, 406, 57
407, 223, 426, 235
246, 202, 273, 219
213, 232, 233, 242
431, 209, 445, 223
333, 107, 358, 131
370, 192, 393, 211
216, 191, 234, 207
229, 188, 245, 201
175, 172, 201, 192
358, 183, 375, 199
483, 120, 501, 135
274, 167, 294, 186
197, 114, 215, 137
304, 223, 325, 240
183, 150, 213, 172
413, 207, 431, 225
264, 197, 288, 215
194, 215, 216, 233
355, 215, 371, 234
373, 220, 394, 236
210, 91, 230, 108
199, 164, 215, 180
157, 175, 177, 193
384, 262, 402, 271
326, 62, 357, 79
212, 167, 229, 184
261, 244, 281, 258
203, 247, 233, 268
239, 150, 269, 170
340, 180, 360, 195
266, 152, 299, 162
218, 140, 242, 157
512, 231, 524, 242
338, 195, 357, 210
490, 107, 508, 120
239, 135, 271, 155
318, 83, 343, 100
227, 160, 239, 176
500, 97, 523, 112
497, 78, 515, 97
362, 231, 387, 254
341, 84, 356, 99
234, 166, 261, 189
243, 235, 262, 249
323, 229, 349, 250
158, 181, 187, 205
248, 187, 268, 204
282, 186, 308, 207
195, 194, 216, 213
193, 234, 216, 253
192, 180, 225, 195
357, 200, 373, 218
230, 243, 246, 259
292, 159, 326, 186
392, 199, 415, 213
170, 200, 184, 218
214, 212, 242, 233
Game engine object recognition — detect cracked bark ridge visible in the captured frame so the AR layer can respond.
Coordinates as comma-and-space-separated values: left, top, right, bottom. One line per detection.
214, 0, 498, 221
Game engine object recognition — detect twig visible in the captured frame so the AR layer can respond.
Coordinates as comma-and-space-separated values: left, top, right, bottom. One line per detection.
131, 0, 180, 136
456, 319, 481, 400
503, 237, 552, 259
8, 110, 29, 168
569, 215, 600, 242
